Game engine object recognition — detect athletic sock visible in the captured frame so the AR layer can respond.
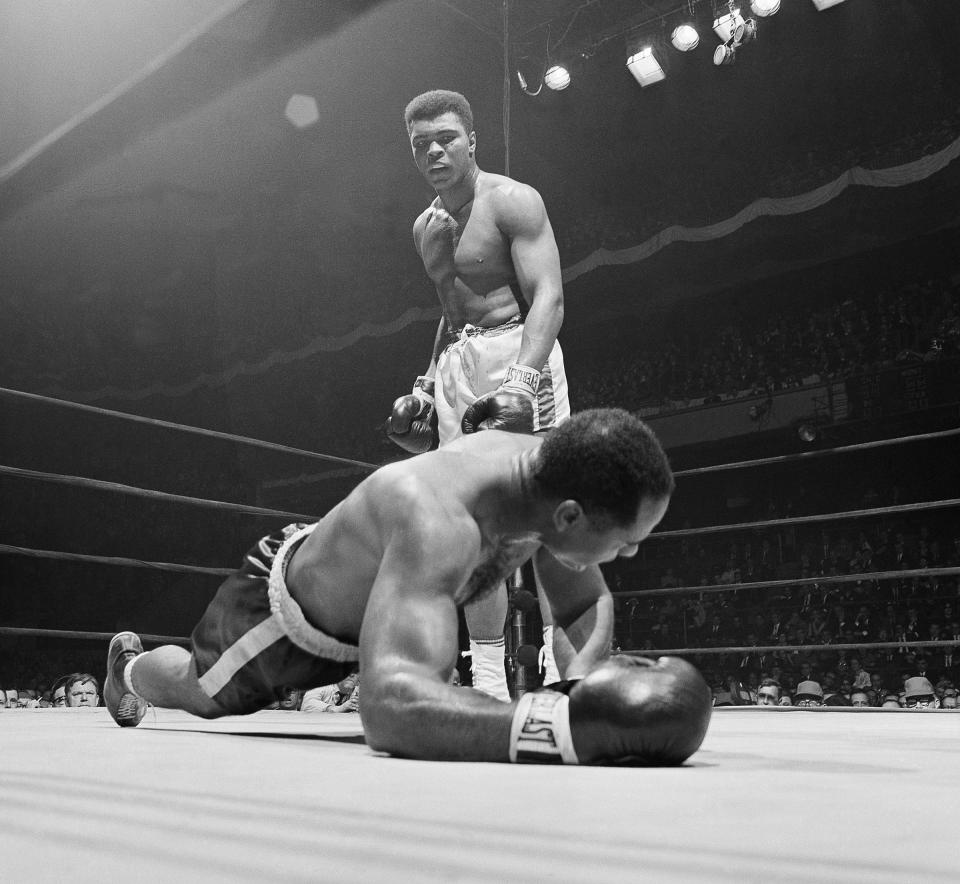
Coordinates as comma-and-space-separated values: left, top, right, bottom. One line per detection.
469, 637, 510, 702
541, 625, 561, 685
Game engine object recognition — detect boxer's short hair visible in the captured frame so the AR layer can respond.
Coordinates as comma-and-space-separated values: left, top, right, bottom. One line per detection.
405, 90, 473, 133
534, 408, 674, 527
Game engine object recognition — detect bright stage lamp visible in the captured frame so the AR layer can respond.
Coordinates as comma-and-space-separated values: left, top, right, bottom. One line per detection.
670, 24, 700, 51
285, 94, 319, 129
713, 43, 736, 66
543, 65, 571, 91
713, 10, 744, 43
751, 0, 780, 16
626, 48, 666, 87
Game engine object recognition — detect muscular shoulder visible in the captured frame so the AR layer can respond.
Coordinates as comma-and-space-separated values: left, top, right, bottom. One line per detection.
365, 463, 481, 560
479, 174, 548, 235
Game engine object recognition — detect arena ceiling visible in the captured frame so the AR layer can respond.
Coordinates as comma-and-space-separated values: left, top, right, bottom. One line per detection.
1, 0, 959, 455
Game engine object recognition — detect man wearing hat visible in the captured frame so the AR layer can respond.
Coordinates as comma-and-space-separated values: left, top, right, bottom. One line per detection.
794, 680, 824, 707
903, 676, 939, 709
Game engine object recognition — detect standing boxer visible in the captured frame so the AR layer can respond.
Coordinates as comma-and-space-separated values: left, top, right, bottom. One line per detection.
105, 409, 712, 765
386, 90, 569, 699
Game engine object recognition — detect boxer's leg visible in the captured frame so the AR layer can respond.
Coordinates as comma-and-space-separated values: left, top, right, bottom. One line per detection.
465, 584, 510, 702
125, 644, 225, 718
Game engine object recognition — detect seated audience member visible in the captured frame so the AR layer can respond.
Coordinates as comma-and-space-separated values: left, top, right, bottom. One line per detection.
65, 673, 100, 708
794, 680, 824, 708
3, 689, 18, 709
881, 693, 903, 709
301, 672, 360, 713
755, 678, 782, 706
50, 677, 70, 708
17, 689, 39, 708
277, 686, 304, 711
850, 690, 871, 708
725, 675, 753, 705
903, 676, 939, 709
941, 691, 958, 709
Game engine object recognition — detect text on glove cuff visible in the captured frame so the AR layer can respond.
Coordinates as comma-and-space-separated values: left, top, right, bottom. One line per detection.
509, 691, 579, 764
502, 363, 540, 397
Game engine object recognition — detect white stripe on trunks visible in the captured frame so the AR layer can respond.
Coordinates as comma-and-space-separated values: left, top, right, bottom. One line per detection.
197, 614, 286, 698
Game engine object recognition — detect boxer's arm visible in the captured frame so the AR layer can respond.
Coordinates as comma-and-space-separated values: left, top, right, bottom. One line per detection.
495, 183, 564, 373
426, 315, 445, 374
533, 548, 614, 680
360, 519, 515, 762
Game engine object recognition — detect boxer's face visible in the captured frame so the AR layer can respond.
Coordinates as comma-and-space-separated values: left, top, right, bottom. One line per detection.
409, 112, 475, 189
549, 494, 669, 570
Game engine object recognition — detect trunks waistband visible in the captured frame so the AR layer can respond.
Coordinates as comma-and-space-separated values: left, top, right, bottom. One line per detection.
444, 314, 523, 349
267, 524, 360, 663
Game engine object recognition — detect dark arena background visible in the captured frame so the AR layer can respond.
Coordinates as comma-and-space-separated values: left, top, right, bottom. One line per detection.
1, 2, 959, 881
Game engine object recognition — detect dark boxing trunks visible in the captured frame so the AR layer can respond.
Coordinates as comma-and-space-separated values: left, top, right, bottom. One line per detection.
191, 523, 359, 714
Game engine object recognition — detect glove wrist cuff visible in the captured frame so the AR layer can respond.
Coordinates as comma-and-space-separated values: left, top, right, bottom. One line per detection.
500, 363, 540, 398
412, 375, 435, 408
509, 690, 579, 764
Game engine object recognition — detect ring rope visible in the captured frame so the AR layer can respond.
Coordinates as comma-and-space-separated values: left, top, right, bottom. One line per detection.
616, 566, 960, 600
0, 386, 378, 471
621, 639, 959, 657
3, 626, 952, 659
672, 427, 960, 477
650, 498, 960, 539
0, 626, 189, 645
0, 543, 234, 576
0, 463, 316, 522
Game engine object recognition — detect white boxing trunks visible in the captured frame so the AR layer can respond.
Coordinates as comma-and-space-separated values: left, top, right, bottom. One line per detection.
435, 316, 570, 446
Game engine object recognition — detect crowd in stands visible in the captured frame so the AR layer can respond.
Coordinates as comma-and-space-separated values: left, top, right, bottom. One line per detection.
574, 270, 960, 415
612, 506, 960, 709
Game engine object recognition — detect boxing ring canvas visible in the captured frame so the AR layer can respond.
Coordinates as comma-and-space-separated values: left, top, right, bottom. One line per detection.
1, 707, 956, 882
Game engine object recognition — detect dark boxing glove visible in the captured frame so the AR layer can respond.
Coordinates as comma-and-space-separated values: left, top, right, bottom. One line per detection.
460, 389, 535, 435
385, 376, 437, 455
461, 362, 540, 435
508, 656, 712, 766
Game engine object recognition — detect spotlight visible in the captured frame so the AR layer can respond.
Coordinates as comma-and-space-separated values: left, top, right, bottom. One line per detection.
626, 47, 666, 87
713, 42, 736, 66
797, 423, 818, 443
713, 9, 745, 43
284, 94, 319, 129
750, 0, 780, 15
543, 65, 571, 91
811, 0, 846, 9
670, 24, 700, 51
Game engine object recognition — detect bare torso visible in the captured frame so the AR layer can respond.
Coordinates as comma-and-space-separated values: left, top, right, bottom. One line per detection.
284, 431, 544, 642
415, 171, 527, 330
